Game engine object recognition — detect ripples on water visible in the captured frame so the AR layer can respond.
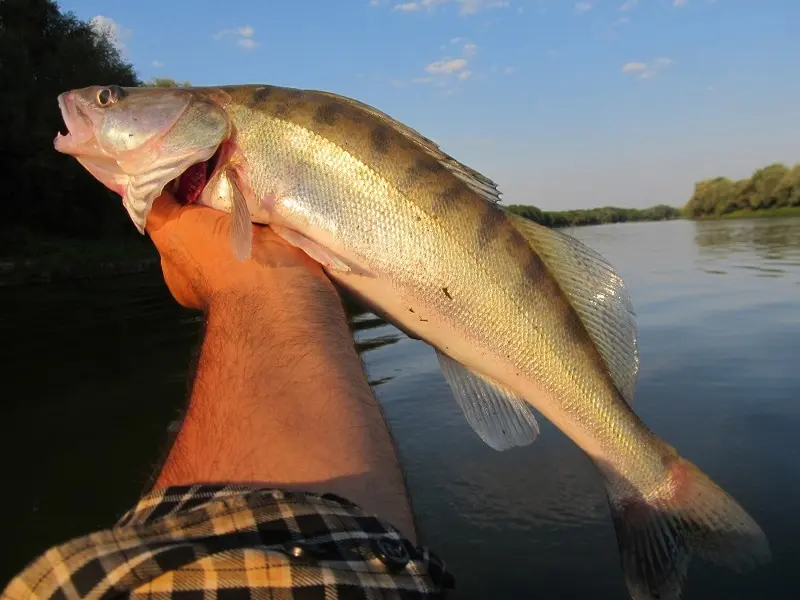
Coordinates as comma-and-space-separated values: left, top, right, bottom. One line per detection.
1, 218, 799, 598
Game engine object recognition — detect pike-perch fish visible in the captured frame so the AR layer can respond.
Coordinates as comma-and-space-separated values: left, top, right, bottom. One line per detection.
53, 83, 770, 599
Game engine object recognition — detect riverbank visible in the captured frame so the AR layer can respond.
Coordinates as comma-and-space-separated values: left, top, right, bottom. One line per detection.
714, 206, 800, 220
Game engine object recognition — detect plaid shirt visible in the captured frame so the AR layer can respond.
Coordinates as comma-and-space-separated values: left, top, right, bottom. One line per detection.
2, 485, 454, 599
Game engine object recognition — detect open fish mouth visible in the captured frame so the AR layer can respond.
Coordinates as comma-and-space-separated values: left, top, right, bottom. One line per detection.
54, 89, 223, 207
53, 92, 94, 151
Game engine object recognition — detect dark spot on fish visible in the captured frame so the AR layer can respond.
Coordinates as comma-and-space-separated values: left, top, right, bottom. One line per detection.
253, 87, 272, 103
410, 157, 444, 178
507, 226, 529, 254
523, 253, 546, 283
314, 103, 340, 126
478, 202, 506, 244
433, 184, 461, 214
409, 308, 415, 313
371, 126, 390, 154
442, 287, 452, 300
419, 317, 428, 322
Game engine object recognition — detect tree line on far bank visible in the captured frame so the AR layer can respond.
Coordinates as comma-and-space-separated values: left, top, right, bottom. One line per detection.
505, 204, 679, 228
683, 163, 800, 218
504, 160, 800, 228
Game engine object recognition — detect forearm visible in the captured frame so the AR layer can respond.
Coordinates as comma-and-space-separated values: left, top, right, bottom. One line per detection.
154, 277, 416, 541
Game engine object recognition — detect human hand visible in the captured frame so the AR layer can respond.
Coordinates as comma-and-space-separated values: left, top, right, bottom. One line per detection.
145, 191, 331, 311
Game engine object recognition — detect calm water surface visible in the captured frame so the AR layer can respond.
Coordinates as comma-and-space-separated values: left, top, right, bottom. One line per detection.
2, 218, 799, 598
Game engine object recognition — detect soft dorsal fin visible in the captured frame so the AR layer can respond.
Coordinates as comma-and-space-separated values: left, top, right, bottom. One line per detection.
506, 212, 640, 404
312, 90, 503, 206
436, 350, 539, 451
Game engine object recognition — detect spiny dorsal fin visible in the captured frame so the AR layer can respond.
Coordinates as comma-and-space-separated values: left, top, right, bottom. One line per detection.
312, 90, 503, 206
506, 212, 640, 404
436, 350, 539, 451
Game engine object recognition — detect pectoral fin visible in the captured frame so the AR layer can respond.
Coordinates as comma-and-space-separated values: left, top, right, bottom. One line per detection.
199, 167, 253, 261
228, 176, 252, 261
436, 350, 539, 451
271, 226, 351, 272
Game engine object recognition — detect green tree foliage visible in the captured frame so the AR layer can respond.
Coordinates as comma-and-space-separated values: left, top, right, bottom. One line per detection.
0, 0, 139, 243
684, 162, 800, 217
770, 164, 800, 208
505, 204, 680, 228
143, 78, 192, 88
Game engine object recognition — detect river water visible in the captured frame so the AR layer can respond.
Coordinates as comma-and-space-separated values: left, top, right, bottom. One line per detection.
1, 217, 799, 598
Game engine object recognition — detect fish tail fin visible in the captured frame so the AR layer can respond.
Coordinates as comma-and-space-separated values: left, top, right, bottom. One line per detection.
604, 456, 770, 600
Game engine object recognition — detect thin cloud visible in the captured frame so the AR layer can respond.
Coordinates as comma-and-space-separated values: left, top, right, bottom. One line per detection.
574, 2, 593, 15
426, 58, 468, 73
213, 25, 259, 50
622, 57, 673, 79
619, 0, 638, 10
151, 59, 165, 68
409, 40, 477, 91
388, 0, 509, 16
674, 0, 687, 6
622, 62, 647, 74
89, 15, 132, 57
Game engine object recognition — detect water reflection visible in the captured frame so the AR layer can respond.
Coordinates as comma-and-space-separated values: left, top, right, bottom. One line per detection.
694, 218, 800, 279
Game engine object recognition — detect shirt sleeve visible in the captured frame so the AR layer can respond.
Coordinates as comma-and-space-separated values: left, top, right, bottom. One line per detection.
2, 484, 455, 599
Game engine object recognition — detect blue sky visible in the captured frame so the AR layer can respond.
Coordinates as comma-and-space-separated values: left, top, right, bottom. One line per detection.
63, 0, 799, 210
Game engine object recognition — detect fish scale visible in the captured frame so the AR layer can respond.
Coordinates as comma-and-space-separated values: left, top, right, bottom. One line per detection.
53, 82, 771, 600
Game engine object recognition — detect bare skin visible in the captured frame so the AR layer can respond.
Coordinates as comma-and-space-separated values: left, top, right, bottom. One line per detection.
145, 191, 416, 542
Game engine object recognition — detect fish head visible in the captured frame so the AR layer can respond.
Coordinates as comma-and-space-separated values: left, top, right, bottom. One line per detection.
54, 85, 231, 232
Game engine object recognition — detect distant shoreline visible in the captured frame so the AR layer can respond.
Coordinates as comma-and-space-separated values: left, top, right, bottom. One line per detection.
693, 206, 800, 221
2, 207, 799, 286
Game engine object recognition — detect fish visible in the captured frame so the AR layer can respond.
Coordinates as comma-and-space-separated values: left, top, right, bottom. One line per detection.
54, 83, 770, 599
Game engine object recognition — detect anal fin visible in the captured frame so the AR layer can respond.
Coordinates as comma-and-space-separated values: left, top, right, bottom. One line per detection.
436, 350, 539, 451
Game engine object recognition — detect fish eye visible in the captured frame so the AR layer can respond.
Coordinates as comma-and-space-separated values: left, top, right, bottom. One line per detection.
95, 85, 126, 107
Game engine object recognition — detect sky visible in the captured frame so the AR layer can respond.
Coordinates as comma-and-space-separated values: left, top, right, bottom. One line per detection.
62, 0, 800, 210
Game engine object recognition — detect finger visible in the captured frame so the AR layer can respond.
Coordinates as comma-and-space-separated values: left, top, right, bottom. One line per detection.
145, 191, 183, 237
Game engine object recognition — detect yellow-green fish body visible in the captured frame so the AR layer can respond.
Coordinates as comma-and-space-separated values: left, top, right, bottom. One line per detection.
54, 83, 770, 600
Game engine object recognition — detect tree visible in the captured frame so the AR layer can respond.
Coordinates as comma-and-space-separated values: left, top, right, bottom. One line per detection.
683, 162, 800, 218
0, 0, 139, 240
749, 163, 789, 209
769, 164, 800, 207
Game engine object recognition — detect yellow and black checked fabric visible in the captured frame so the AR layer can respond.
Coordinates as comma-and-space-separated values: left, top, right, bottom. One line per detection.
2, 484, 454, 599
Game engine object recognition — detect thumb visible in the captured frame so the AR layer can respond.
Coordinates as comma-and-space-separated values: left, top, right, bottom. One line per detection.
145, 191, 183, 238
